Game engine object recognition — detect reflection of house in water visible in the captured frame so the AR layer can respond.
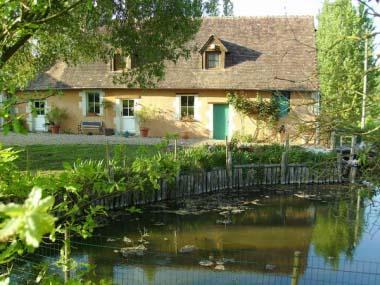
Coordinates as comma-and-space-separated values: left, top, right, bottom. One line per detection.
78, 193, 366, 284
102, 199, 316, 285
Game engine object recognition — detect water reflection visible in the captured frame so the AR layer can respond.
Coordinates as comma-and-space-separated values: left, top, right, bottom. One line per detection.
70, 186, 378, 284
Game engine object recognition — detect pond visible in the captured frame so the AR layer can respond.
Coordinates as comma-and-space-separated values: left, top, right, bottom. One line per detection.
19, 185, 380, 284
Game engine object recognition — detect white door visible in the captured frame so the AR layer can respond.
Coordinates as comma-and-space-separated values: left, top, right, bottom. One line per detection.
32, 100, 47, 132
121, 99, 136, 134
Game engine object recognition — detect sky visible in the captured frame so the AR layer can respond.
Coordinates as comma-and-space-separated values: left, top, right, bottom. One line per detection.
232, 0, 324, 18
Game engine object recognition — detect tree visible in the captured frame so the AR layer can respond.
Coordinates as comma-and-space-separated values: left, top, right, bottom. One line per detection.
0, 0, 207, 94
203, 0, 233, 16
223, 0, 234, 16
316, 0, 377, 133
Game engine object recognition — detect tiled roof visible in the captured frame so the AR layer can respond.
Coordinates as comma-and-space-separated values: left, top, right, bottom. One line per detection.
27, 16, 318, 91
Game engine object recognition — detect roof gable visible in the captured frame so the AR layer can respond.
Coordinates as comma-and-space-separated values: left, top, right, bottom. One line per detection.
199, 34, 228, 53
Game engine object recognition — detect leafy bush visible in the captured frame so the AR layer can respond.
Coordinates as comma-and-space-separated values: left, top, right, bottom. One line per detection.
177, 145, 226, 171
132, 153, 180, 190
233, 144, 335, 165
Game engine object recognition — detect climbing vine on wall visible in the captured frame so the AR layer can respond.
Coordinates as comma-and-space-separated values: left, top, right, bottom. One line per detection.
227, 92, 279, 122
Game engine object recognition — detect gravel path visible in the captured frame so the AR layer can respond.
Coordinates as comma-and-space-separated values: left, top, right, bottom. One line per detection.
0, 132, 217, 146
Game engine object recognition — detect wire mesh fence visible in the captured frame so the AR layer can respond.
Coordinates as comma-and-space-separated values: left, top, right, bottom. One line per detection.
5, 239, 380, 285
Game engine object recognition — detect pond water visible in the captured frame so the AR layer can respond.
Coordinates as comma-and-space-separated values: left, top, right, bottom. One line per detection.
18, 186, 380, 284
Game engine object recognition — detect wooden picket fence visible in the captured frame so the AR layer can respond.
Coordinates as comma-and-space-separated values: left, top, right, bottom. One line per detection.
95, 161, 343, 210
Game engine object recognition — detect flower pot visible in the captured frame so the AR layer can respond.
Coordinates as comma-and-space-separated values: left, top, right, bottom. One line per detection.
140, 127, 149, 137
105, 128, 114, 136
51, 125, 60, 134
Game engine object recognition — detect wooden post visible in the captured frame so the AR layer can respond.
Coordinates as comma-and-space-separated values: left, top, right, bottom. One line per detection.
174, 230, 178, 255
337, 152, 342, 183
174, 139, 177, 160
350, 135, 357, 161
226, 136, 232, 189
290, 251, 301, 285
350, 164, 358, 184
354, 189, 361, 245
285, 133, 290, 150
281, 151, 288, 184
63, 226, 71, 283
330, 131, 336, 150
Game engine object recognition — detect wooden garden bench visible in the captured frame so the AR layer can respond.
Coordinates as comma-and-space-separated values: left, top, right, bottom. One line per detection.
78, 121, 104, 134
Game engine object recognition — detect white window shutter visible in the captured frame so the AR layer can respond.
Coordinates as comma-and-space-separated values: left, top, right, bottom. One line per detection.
79, 91, 86, 116
43, 99, 49, 131
114, 98, 122, 134
99, 91, 105, 116
26, 101, 33, 131
174, 96, 180, 120
194, 95, 201, 121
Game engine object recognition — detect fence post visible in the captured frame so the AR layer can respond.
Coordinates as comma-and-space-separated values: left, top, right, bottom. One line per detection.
349, 135, 358, 184
330, 131, 336, 150
337, 152, 342, 183
174, 139, 177, 160
350, 164, 358, 184
290, 251, 301, 285
354, 189, 361, 244
285, 133, 290, 150
63, 226, 71, 283
350, 135, 357, 161
226, 136, 232, 189
281, 151, 288, 184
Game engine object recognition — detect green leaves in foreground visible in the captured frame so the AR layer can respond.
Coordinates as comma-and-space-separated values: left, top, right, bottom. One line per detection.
0, 187, 56, 249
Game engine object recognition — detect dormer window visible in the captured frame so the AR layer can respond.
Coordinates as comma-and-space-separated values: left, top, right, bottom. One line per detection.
113, 54, 126, 71
200, 35, 228, 70
112, 52, 135, 71
206, 51, 220, 69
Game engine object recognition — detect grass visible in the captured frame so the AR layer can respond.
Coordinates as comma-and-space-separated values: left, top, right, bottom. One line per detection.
13, 144, 158, 171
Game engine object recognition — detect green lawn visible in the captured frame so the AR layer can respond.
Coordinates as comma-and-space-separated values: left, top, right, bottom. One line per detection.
13, 144, 158, 171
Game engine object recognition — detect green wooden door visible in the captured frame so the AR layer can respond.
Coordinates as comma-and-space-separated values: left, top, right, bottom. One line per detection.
213, 104, 229, 140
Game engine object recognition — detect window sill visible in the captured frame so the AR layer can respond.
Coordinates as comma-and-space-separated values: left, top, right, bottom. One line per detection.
180, 119, 197, 123
86, 114, 101, 117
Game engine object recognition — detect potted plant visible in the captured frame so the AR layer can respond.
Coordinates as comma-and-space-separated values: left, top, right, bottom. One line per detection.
46, 105, 68, 134
135, 105, 156, 137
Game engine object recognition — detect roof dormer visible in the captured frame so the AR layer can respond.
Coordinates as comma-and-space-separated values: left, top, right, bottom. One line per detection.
200, 35, 228, 70
111, 51, 137, 72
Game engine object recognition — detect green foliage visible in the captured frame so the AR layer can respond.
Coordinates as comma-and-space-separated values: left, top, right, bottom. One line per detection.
46, 105, 68, 126
233, 144, 336, 165
0, 188, 55, 264
227, 92, 279, 122
178, 145, 226, 171
312, 198, 363, 268
203, 0, 233, 16
134, 105, 157, 126
132, 153, 180, 190
316, 0, 377, 131
0, 0, 211, 130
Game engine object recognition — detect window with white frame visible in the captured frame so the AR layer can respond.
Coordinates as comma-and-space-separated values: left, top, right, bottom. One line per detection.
33, 100, 46, 115
122, 99, 134, 116
87, 92, 100, 115
180, 95, 195, 120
